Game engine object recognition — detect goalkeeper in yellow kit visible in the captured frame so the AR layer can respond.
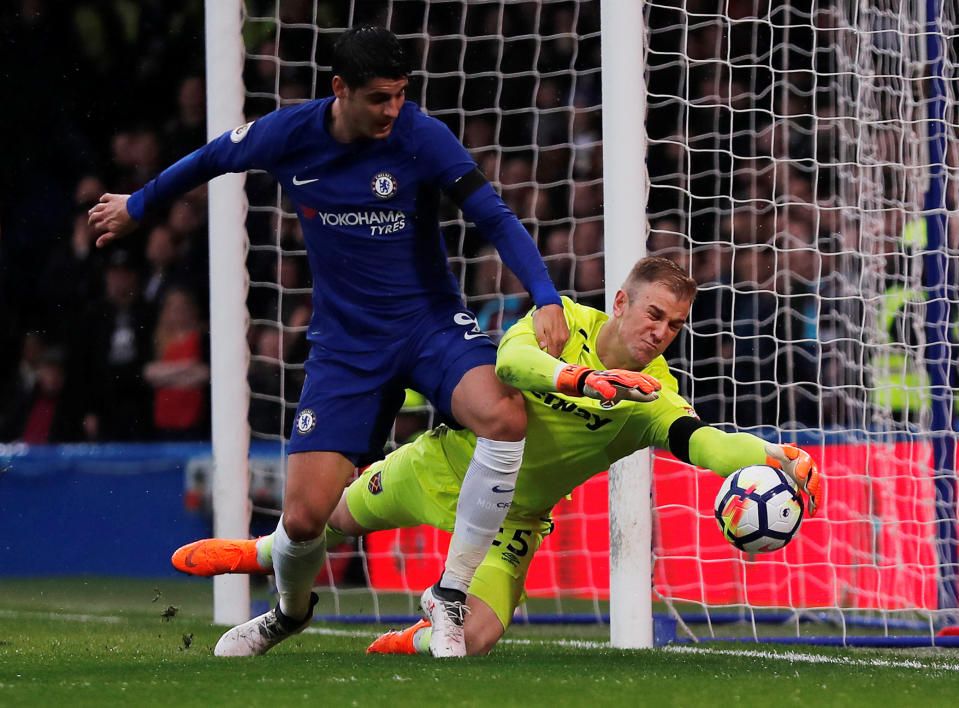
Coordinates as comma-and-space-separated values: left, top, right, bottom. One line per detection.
173, 257, 823, 656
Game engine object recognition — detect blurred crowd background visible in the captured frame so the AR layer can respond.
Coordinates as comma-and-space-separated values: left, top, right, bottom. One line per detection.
2, 0, 954, 445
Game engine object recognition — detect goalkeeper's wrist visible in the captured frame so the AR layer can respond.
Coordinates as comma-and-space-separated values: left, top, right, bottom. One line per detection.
554, 363, 593, 396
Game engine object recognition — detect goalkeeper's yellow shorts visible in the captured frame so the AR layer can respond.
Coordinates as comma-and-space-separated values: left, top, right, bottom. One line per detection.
346, 440, 546, 629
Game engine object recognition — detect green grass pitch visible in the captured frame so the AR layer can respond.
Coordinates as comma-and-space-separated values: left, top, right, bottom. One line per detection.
2, 577, 959, 707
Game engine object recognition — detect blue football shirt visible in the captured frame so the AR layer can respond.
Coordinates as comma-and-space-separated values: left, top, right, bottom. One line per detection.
127, 98, 560, 352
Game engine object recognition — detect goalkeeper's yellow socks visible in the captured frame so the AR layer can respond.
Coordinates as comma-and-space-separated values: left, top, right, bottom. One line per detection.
366, 619, 432, 655
254, 534, 274, 570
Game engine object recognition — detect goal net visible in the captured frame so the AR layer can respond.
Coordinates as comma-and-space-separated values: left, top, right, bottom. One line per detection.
645, 0, 959, 643
209, 0, 959, 643
237, 0, 611, 621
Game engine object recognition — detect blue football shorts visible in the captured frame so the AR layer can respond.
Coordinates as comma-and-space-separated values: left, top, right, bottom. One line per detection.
287, 303, 498, 464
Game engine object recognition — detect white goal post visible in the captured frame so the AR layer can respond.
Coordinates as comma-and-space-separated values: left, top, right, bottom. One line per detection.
204, 0, 251, 626
601, 0, 653, 649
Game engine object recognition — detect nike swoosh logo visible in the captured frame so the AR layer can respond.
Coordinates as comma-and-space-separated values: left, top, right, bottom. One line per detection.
491, 485, 515, 494
184, 545, 201, 567
292, 176, 319, 185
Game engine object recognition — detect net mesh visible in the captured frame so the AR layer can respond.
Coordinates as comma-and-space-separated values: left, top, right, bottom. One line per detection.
238, 0, 608, 616
229, 0, 959, 637
646, 0, 959, 640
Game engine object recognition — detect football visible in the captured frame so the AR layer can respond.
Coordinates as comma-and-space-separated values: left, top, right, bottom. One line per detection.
714, 464, 804, 553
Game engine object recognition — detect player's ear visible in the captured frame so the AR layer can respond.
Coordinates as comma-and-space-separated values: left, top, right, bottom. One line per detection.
612, 289, 629, 318
332, 75, 349, 99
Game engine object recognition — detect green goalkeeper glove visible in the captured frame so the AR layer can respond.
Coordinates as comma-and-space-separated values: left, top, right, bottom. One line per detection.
555, 364, 661, 403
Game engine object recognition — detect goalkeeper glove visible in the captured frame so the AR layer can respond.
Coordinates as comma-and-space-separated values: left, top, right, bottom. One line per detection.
765, 443, 823, 517
555, 364, 661, 403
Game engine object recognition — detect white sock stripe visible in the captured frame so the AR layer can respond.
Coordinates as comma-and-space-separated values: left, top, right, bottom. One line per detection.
473, 436, 526, 472
275, 516, 326, 554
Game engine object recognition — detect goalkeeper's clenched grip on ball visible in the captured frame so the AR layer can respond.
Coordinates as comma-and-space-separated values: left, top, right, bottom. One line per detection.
555, 364, 661, 403
765, 443, 823, 517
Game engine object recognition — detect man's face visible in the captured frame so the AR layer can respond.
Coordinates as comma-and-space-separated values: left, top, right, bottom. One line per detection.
335, 76, 408, 140
614, 281, 691, 369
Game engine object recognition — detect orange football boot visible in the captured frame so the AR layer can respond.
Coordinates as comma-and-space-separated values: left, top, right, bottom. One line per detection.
366, 618, 431, 655
171, 538, 269, 577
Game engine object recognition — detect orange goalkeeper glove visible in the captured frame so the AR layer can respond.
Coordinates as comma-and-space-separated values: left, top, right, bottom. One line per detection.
765, 443, 823, 517
555, 364, 661, 403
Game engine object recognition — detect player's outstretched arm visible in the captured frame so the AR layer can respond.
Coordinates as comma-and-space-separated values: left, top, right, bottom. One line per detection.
88, 193, 139, 247
667, 418, 823, 517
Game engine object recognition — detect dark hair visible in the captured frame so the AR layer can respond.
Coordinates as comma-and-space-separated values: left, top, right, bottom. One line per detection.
331, 26, 410, 88
623, 256, 698, 302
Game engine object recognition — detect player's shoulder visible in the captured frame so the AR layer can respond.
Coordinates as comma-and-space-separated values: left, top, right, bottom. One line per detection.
558, 296, 607, 332
511, 296, 605, 340
400, 100, 439, 126
253, 97, 329, 135
398, 101, 458, 143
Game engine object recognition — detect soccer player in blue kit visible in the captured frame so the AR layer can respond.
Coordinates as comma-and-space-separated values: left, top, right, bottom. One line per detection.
88, 26, 570, 658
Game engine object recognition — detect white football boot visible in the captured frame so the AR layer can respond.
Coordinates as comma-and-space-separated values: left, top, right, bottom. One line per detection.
214, 592, 318, 657
420, 584, 470, 658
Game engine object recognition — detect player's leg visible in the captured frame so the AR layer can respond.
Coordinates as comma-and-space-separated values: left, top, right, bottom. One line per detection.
272, 450, 354, 617
214, 353, 406, 657
369, 521, 544, 656
462, 595, 507, 656
364, 598, 502, 656
409, 309, 527, 657
423, 365, 525, 655
172, 432, 450, 578
213, 451, 353, 657
459, 519, 541, 655
447, 364, 527, 595
171, 487, 360, 578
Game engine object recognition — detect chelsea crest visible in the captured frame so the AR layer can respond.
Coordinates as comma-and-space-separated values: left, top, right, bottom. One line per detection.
296, 409, 317, 434
371, 172, 398, 199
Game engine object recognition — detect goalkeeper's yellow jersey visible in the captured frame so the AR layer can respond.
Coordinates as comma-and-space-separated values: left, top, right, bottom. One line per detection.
428, 297, 696, 526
